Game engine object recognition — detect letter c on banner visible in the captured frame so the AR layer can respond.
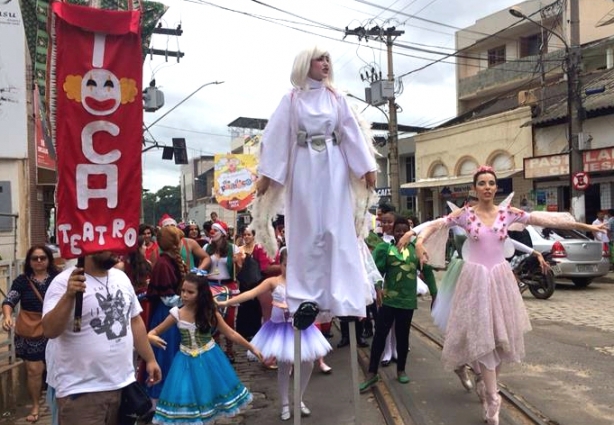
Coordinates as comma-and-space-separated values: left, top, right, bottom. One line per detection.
82, 121, 121, 164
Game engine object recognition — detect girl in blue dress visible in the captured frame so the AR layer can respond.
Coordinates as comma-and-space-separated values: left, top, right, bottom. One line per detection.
148, 271, 263, 424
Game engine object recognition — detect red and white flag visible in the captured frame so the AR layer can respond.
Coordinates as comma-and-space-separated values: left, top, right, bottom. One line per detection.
52, 2, 143, 258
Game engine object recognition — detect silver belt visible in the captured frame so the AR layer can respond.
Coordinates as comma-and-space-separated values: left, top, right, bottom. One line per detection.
297, 131, 340, 152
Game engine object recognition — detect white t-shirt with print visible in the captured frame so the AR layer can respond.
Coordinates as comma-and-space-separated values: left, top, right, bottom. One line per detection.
43, 267, 142, 398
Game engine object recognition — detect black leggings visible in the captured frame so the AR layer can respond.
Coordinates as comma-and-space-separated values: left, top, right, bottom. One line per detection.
368, 305, 414, 374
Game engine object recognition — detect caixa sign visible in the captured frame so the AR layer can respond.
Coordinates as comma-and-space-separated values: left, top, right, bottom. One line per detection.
375, 187, 391, 197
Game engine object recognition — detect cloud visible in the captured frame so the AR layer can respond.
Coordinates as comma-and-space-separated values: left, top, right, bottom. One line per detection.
142, 0, 523, 191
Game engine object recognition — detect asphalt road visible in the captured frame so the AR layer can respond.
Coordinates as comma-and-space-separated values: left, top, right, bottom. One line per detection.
404, 274, 614, 425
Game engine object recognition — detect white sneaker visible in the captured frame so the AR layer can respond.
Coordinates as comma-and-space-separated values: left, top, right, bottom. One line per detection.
300, 401, 311, 417
319, 361, 332, 374
280, 405, 291, 421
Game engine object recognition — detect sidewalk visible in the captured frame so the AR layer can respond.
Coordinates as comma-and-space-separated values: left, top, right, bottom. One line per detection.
1, 330, 387, 425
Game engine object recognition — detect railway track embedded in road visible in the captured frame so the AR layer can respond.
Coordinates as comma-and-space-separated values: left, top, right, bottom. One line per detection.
410, 321, 559, 425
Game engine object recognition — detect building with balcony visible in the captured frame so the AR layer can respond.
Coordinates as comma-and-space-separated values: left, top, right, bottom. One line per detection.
404, 0, 614, 221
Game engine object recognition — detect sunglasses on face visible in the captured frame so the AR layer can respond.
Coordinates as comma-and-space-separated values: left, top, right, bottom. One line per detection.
31, 255, 49, 262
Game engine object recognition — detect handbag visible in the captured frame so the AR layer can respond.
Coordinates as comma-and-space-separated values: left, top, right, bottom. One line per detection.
118, 381, 152, 423
15, 278, 44, 338
236, 253, 262, 291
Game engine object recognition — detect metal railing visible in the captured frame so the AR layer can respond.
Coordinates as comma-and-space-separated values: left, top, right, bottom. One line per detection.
0, 259, 23, 366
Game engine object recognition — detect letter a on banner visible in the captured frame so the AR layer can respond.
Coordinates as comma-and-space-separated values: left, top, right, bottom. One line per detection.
51, 3, 143, 258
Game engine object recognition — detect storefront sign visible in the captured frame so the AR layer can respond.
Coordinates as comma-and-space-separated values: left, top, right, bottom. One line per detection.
0, 0, 27, 158
440, 179, 512, 198
583, 148, 614, 172
375, 187, 391, 197
34, 86, 55, 171
524, 154, 569, 178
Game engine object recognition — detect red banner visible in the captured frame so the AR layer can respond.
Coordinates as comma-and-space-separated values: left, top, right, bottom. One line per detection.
52, 3, 142, 258
34, 86, 56, 171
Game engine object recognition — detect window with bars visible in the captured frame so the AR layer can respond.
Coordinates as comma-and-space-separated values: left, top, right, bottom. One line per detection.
487, 45, 506, 68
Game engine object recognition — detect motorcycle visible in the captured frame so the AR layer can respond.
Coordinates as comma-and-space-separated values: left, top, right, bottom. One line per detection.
512, 251, 557, 299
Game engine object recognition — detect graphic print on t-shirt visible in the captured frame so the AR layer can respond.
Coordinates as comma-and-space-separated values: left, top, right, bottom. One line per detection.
90, 289, 130, 340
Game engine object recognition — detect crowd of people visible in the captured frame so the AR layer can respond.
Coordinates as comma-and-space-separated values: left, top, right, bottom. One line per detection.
1, 44, 612, 425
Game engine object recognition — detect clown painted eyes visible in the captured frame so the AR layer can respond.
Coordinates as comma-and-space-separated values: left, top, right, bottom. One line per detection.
86, 78, 115, 89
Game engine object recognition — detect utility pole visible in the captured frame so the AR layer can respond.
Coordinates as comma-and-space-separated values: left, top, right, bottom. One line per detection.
567, 0, 585, 223
344, 26, 404, 209
385, 31, 401, 210
150, 25, 185, 61
509, 1, 584, 222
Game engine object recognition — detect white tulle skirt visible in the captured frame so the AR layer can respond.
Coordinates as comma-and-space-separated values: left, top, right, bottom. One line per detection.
249, 320, 332, 363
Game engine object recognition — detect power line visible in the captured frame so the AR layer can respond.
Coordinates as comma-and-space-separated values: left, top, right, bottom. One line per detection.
147, 124, 230, 138
187, 0, 565, 79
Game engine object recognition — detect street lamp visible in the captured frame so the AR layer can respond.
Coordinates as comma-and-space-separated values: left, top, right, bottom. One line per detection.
509, 3, 585, 222
144, 81, 225, 133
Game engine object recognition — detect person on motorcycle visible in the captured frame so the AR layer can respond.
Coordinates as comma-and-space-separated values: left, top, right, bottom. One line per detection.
507, 228, 551, 293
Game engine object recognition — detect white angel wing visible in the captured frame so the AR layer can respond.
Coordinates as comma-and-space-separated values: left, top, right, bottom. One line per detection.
499, 191, 515, 208
446, 201, 460, 212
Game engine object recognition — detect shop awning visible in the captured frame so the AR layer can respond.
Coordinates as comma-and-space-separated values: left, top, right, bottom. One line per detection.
401, 169, 522, 189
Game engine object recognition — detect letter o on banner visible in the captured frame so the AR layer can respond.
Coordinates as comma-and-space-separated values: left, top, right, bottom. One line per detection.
124, 228, 138, 247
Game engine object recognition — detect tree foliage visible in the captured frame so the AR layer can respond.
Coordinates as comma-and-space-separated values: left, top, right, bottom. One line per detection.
142, 185, 181, 226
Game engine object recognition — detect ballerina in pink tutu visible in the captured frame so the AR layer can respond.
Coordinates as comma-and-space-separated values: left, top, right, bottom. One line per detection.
414, 165, 606, 425
217, 248, 332, 421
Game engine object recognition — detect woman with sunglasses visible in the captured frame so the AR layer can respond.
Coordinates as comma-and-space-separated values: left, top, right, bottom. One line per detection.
2, 244, 59, 423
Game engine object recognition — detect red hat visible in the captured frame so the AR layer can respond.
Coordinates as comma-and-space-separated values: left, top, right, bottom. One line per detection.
211, 221, 228, 236
159, 214, 177, 227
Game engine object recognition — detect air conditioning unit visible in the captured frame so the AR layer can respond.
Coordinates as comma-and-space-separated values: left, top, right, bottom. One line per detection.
518, 89, 538, 106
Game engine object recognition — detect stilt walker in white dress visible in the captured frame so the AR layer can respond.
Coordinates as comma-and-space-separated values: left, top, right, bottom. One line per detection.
253, 45, 378, 424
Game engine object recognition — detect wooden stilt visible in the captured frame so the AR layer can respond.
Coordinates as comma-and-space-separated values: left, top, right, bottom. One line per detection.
348, 320, 361, 425
293, 327, 301, 425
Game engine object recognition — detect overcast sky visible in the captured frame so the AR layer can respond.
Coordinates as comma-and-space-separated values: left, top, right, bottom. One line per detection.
142, 0, 527, 192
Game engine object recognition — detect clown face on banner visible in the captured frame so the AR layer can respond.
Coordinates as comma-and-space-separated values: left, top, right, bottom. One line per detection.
52, 3, 143, 258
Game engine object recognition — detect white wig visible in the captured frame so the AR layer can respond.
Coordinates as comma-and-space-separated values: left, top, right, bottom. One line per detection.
290, 46, 335, 91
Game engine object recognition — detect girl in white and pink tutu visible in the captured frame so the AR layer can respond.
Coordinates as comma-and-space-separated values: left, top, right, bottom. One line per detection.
410, 165, 607, 425
217, 247, 332, 421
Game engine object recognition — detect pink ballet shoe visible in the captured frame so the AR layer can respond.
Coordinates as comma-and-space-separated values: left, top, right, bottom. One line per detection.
454, 365, 474, 391
485, 394, 501, 425
475, 376, 486, 402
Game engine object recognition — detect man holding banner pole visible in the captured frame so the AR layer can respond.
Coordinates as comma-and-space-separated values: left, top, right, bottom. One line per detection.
43, 251, 161, 424
42, 2, 162, 423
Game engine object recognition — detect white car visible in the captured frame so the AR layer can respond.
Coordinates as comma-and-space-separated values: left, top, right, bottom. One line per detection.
525, 225, 610, 287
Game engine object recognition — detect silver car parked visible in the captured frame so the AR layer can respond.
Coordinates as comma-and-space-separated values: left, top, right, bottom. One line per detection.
525, 225, 610, 287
